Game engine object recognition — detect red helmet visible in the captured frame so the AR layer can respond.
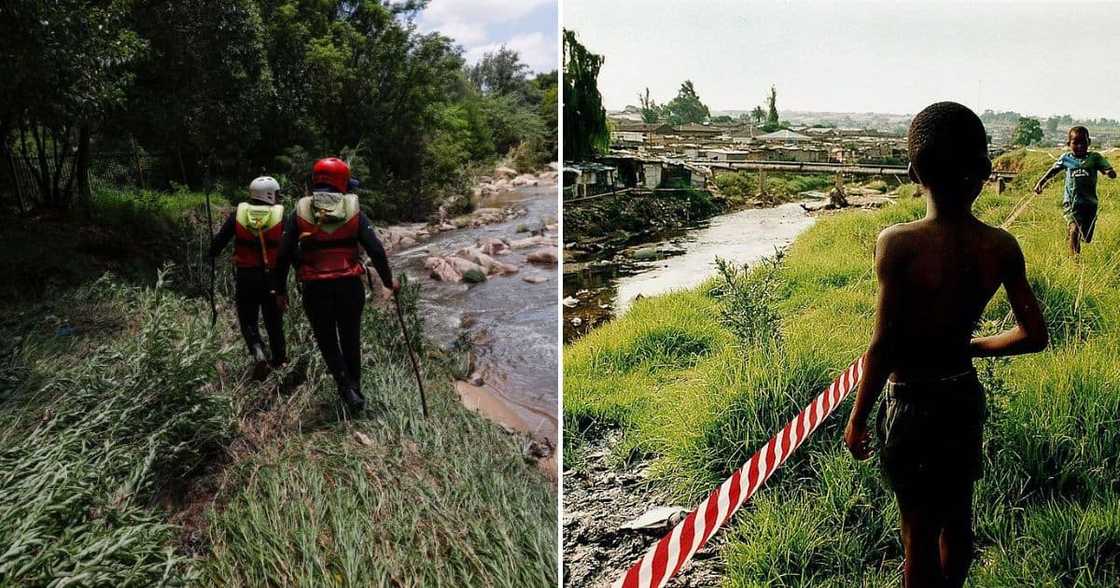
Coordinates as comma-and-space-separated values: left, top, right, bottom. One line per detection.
311, 157, 351, 193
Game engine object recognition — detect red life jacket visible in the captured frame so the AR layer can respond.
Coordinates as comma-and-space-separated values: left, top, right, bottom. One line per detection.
294, 193, 364, 282
233, 203, 285, 268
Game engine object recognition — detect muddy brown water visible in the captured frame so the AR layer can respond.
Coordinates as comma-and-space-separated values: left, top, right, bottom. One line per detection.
393, 185, 558, 444
564, 202, 817, 342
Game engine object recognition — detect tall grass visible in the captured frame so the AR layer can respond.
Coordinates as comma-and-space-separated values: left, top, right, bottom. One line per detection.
0, 271, 229, 585
564, 148, 1120, 585
2, 248, 556, 582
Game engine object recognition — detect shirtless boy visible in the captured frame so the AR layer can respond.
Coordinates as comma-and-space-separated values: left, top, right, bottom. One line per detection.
843, 102, 1049, 588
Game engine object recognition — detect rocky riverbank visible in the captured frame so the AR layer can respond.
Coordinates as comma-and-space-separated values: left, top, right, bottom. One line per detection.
563, 429, 723, 587
377, 172, 559, 480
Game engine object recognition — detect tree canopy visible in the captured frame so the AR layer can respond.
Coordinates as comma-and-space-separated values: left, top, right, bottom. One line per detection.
1012, 117, 1044, 146
664, 80, 710, 126
1, 0, 557, 220
562, 29, 608, 162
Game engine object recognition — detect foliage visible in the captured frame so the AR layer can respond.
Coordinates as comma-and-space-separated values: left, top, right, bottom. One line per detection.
763, 85, 780, 132
563, 29, 609, 162
715, 171, 833, 205
0, 0, 144, 208
751, 106, 766, 126
664, 80, 710, 126
469, 46, 531, 97
639, 87, 662, 123
1013, 117, 1045, 146
2, 1, 558, 219
564, 149, 1120, 585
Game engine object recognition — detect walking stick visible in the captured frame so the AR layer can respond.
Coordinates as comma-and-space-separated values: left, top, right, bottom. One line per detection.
392, 289, 429, 418
204, 167, 216, 327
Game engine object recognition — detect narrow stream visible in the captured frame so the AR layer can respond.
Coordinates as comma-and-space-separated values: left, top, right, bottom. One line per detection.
393, 185, 558, 443
564, 202, 816, 341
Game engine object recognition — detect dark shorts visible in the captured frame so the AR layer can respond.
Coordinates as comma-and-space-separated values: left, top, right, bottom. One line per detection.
1064, 201, 1099, 242
876, 371, 986, 498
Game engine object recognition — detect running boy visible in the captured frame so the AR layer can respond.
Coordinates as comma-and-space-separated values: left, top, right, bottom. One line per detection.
1033, 126, 1116, 255
844, 102, 1049, 588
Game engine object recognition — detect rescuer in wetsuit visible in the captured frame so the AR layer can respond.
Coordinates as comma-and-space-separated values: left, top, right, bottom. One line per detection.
208, 176, 287, 380
272, 157, 398, 414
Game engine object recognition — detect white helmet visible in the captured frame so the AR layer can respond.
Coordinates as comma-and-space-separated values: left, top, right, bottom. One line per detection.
249, 176, 280, 204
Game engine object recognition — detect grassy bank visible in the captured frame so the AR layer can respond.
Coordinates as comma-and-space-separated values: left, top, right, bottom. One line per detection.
563, 188, 721, 248
0, 191, 556, 586
563, 148, 1120, 586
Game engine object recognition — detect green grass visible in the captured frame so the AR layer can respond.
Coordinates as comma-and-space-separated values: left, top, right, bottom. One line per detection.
564, 148, 1120, 586
715, 172, 835, 206
0, 193, 556, 586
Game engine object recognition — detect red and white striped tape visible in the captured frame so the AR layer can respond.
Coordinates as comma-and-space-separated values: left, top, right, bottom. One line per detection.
612, 355, 866, 588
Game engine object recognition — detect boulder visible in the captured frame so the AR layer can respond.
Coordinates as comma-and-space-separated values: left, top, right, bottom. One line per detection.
512, 174, 538, 187
494, 166, 518, 179
527, 246, 558, 266
510, 235, 551, 249
522, 274, 548, 284
446, 255, 487, 278
456, 247, 517, 275
477, 237, 510, 256
425, 257, 462, 282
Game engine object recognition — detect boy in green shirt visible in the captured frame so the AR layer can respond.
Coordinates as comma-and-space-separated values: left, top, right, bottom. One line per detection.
1033, 126, 1116, 254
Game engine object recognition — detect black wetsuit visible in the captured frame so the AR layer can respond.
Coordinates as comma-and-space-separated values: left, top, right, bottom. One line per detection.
208, 213, 286, 363
273, 208, 393, 395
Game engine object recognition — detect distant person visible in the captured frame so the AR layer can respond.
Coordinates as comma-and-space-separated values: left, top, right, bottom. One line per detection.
273, 157, 398, 415
844, 102, 1049, 588
208, 176, 288, 380
1033, 126, 1116, 255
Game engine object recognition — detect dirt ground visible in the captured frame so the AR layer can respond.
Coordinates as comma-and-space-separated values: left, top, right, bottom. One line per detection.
562, 430, 724, 587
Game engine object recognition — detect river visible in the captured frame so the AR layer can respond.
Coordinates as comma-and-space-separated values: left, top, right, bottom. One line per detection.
394, 185, 558, 444
564, 202, 817, 341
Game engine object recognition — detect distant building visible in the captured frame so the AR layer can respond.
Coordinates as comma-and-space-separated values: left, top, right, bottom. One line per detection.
562, 163, 617, 199
708, 149, 752, 162
673, 123, 723, 139
756, 129, 813, 143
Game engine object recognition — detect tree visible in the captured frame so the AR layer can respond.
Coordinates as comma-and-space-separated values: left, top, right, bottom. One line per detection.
664, 80, 710, 125
1046, 116, 1060, 133
751, 106, 765, 126
638, 88, 661, 123
1012, 117, 1044, 146
125, 0, 272, 185
1, 0, 143, 210
562, 30, 608, 162
468, 46, 530, 97
764, 86, 780, 131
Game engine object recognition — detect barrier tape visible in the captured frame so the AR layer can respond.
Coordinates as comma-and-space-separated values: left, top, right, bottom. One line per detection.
613, 355, 865, 588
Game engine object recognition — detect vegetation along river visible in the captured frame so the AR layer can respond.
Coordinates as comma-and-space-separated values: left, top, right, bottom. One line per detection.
564, 201, 817, 341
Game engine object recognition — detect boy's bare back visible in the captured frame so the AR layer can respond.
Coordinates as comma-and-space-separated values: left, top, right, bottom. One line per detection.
875, 216, 1024, 381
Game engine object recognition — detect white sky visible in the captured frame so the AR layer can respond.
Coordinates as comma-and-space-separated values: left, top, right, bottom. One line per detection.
564, 0, 1120, 119
418, 0, 558, 73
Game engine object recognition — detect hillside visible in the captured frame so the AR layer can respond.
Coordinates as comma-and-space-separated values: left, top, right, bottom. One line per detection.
563, 149, 1120, 586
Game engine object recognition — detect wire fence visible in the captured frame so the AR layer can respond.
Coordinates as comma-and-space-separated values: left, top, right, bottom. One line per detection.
0, 146, 179, 212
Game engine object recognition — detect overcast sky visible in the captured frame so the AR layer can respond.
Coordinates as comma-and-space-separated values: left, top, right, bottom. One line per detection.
564, 0, 1120, 119
417, 0, 558, 74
